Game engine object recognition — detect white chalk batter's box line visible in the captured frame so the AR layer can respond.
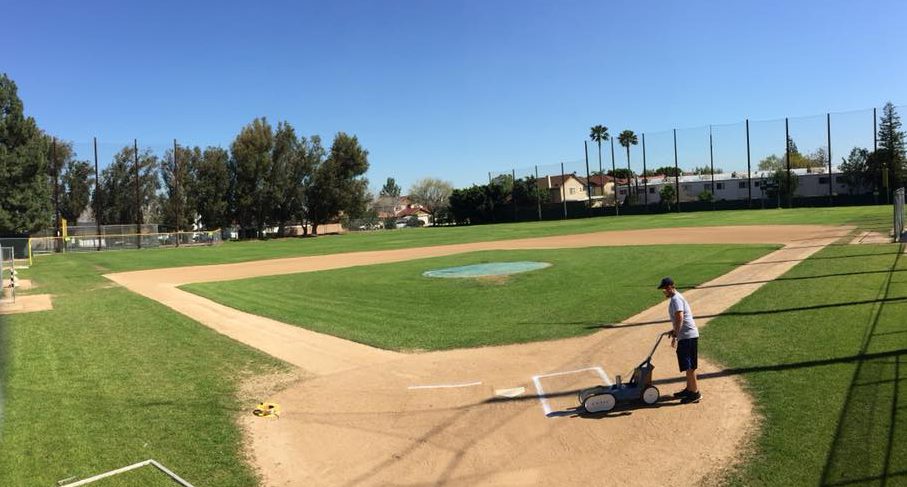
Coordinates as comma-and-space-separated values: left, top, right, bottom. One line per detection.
407, 381, 483, 390
532, 366, 612, 417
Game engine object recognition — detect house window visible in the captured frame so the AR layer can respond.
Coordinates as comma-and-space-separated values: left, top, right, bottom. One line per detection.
738, 181, 747, 189
619, 189, 626, 195
569, 188, 576, 195
704, 184, 713, 191
819, 177, 830, 184
649, 187, 655, 194
754, 181, 761, 188
716, 183, 725, 190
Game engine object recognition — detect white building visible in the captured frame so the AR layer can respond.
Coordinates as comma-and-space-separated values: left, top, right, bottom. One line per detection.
638, 166, 853, 204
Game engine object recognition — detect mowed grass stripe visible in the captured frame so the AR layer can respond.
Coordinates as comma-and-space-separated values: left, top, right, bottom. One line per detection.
183, 245, 778, 351
705, 243, 907, 486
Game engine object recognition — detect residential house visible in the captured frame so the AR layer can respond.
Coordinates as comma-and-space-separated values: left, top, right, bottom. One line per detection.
537, 173, 615, 206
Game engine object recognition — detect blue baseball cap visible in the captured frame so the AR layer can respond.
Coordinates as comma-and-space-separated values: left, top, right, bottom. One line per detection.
657, 277, 675, 289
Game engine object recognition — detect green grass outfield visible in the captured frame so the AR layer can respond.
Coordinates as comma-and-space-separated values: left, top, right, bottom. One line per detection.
703, 242, 906, 486
68, 206, 887, 273
183, 245, 777, 350
0, 252, 288, 487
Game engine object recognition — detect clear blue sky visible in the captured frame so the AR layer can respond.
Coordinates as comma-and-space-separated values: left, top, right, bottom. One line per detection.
4, 0, 906, 190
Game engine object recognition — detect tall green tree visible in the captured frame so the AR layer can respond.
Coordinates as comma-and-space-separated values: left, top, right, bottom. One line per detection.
876, 102, 906, 193
161, 144, 198, 232
269, 122, 304, 236
230, 118, 274, 238
93, 146, 159, 226
191, 147, 231, 231
46, 138, 69, 235
512, 175, 548, 205
305, 133, 369, 235
618, 130, 638, 205
296, 135, 324, 235
0, 73, 51, 234
589, 125, 609, 208
59, 159, 93, 223
380, 177, 402, 197
839, 147, 871, 194
652, 166, 680, 177
659, 184, 676, 211
691, 165, 724, 175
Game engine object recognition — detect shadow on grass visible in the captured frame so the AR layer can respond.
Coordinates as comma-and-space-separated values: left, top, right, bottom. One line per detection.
583, 296, 907, 331
679, 268, 907, 290
819, 244, 905, 487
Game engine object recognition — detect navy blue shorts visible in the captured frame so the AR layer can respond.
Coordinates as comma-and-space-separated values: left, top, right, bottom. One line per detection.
676, 338, 698, 372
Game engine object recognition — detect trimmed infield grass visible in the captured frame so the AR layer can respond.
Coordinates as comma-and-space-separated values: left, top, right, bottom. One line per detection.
0, 253, 288, 487
183, 245, 778, 351
704, 242, 907, 486
70, 206, 887, 273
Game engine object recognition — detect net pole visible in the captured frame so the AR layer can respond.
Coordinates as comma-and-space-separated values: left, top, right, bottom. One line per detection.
94, 137, 101, 251
560, 162, 567, 219
642, 133, 648, 208
134, 138, 142, 249
535, 165, 541, 221
673, 128, 680, 212
512, 168, 518, 222
746, 119, 752, 208
584, 141, 592, 216
610, 137, 618, 216
709, 126, 715, 210
785, 118, 792, 209
827, 113, 833, 205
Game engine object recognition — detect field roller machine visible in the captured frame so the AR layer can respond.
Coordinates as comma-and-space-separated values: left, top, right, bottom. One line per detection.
578, 331, 671, 413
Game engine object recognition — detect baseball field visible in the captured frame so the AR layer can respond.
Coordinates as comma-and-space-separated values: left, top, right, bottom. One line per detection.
1, 206, 904, 486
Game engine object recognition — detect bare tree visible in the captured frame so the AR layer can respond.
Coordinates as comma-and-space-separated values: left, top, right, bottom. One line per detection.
409, 178, 453, 225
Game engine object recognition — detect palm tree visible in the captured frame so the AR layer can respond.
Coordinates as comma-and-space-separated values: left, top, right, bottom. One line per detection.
589, 125, 609, 210
618, 130, 638, 205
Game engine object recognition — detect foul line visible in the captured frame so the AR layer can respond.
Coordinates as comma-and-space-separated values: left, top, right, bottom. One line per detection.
532, 366, 611, 417
408, 381, 482, 390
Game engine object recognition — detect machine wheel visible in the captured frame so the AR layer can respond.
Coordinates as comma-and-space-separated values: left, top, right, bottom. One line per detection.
642, 386, 660, 405
583, 393, 617, 413
578, 386, 608, 404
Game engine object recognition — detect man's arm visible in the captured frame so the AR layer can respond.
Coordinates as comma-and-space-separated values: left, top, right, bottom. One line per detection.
671, 310, 683, 347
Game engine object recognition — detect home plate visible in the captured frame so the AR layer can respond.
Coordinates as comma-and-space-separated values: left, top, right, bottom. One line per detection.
495, 387, 525, 398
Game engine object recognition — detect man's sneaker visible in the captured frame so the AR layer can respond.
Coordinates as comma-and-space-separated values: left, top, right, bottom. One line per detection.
680, 391, 702, 404
673, 389, 691, 398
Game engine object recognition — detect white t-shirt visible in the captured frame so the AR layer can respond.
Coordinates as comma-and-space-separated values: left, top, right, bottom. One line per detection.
668, 291, 699, 340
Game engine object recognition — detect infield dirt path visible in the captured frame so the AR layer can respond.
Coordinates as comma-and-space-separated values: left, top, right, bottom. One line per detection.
106, 225, 851, 486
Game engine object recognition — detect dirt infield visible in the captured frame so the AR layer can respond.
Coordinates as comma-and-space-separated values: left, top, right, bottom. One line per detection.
106, 225, 851, 486
0, 294, 52, 315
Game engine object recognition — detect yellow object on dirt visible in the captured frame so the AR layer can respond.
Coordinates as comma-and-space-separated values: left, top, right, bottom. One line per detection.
253, 402, 280, 418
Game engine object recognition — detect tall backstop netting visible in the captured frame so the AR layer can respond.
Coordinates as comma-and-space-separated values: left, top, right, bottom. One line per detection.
895, 188, 905, 243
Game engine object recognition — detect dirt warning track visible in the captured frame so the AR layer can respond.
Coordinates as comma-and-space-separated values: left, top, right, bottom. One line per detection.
106, 225, 851, 486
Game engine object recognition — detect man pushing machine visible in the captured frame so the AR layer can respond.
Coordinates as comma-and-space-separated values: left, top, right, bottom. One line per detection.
658, 277, 702, 404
